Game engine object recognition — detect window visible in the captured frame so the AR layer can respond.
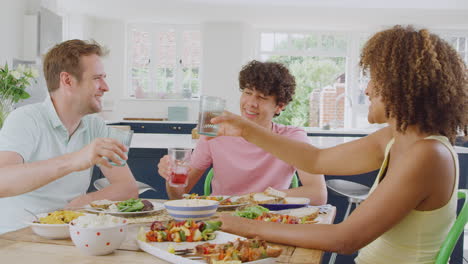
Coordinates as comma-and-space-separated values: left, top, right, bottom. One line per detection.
258, 31, 352, 129
444, 35, 468, 64
127, 23, 201, 99
257, 29, 468, 130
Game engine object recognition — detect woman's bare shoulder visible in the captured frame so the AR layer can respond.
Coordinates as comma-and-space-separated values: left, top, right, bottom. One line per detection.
365, 126, 394, 152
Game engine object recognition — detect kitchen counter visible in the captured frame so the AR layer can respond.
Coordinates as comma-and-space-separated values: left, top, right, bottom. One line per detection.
132, 133, 468, 154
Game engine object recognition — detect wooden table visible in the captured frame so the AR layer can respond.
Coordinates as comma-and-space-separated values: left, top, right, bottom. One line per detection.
0, 205, 335, 264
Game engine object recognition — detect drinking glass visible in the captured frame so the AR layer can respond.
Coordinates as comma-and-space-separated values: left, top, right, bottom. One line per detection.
106, 128, 133, 166
197, 95, 226, 136
167, 148, 192, 187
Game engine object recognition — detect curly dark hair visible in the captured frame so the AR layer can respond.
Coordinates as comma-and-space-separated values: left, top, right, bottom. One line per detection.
239, 60, 296, 112
360, 25, 468, 143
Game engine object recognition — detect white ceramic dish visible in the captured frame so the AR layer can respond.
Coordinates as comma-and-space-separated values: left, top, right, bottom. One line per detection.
84, 201, 164, 216
26, 212, 75, 239
137, 230, 277, 264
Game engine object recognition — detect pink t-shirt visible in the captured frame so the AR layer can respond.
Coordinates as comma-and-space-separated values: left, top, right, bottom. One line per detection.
190, 123, 309, 195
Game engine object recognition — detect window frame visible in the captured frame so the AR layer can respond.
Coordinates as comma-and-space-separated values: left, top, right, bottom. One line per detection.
254, 28, 468, 130
125, 22, 202, 100
254, 29, 362, 129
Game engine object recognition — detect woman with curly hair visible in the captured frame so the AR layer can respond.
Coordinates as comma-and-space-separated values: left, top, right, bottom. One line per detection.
157, 60, 327, 205
214, 25, 468, 263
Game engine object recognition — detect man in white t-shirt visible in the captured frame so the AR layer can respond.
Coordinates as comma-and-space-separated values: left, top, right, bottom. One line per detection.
0, 40, 138, 234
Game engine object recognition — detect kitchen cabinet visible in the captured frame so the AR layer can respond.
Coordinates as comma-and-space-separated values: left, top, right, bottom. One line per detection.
109, 122, 196, 134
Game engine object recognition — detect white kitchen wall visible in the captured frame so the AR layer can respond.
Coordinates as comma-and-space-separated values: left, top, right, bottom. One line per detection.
0, 0, 27, 65
4, 0, 468, 123
200, 22, 255, 115
79, 19, 255, 122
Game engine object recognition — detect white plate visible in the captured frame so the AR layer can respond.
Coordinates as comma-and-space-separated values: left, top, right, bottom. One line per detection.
182, 195, 248, 209
84, 201, 165, 216
137, 230, 277, 264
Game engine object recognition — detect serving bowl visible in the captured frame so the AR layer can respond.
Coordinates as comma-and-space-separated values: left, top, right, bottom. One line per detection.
164, 199, 219, 220
69, 215, 128, 256
26, 211, 84, 239
28, 221, 70, 239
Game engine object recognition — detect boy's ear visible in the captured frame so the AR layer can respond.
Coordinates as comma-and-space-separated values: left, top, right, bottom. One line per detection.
275, 102, 286, 114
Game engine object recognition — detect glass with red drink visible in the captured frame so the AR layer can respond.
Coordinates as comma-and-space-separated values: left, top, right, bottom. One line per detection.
167, 148, 192, 187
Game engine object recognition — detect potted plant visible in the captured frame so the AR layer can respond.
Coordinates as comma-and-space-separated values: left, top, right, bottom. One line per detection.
0, 63, 39, 128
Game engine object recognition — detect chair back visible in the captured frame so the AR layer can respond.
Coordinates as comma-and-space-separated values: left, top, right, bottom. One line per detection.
203, 168, 215, 196
435, 189, 468, 264
203, 168, 299, 196
93, 178, 156, 194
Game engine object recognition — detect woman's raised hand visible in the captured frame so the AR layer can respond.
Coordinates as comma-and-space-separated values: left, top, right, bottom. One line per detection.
211, 111, 250, 138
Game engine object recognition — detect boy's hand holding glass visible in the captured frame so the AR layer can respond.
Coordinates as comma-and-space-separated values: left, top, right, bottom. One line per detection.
167, 148, 192, 187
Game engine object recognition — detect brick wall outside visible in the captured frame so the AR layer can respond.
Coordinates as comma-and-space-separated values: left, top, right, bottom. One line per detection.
309, 89, 321, 127
311, 82, 345, 128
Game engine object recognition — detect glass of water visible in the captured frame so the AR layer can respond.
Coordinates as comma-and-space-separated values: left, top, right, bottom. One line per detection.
197, 95, 226, 136
106, 128, 134, 166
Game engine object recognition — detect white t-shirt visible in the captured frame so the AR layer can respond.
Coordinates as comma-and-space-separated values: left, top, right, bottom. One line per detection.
0, 96, 112, 234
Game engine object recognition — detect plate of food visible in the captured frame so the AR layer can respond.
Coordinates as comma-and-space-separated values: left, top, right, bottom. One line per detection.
25, 210, 86, 239
85, 198, 164, 216
234, 205, 320, 224
137, 219, 282, 264
236, 187, 310, 211
182, 194, 248, 209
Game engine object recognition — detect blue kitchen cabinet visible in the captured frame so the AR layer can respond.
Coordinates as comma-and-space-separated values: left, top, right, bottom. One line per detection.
109, 122, 196, 134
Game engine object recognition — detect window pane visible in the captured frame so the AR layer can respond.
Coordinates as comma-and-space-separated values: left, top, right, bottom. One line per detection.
130, 29, 151, 97
166, 68, 174, 78
261, 33, 274, 52
191, 80, 199, 94
181, 31, 201, 96
334, 35, 347, 51
274, 33, 288, 51
304, 34, 319, 50
266, 55, 346, 128
127, 24, 202, 99
182, 31, 201, 67
459, 37, 466, 52
261, 54, 271, 61
450, 37, 458, 49
291, 34, 306, 50
321, 35, 335, 49
154, 30, 176, 94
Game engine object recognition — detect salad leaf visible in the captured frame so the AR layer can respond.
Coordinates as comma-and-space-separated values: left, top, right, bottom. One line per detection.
234, 205, 269, 219
202, 220, 222, 231
117, 198, 145, 212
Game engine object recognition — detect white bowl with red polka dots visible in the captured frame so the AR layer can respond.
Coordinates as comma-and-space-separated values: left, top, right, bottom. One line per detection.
69, 217, 128, 256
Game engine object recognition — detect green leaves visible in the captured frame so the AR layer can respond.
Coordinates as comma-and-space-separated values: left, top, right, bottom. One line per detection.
0, 63, 37, 104
272, 57, 345, 127
233, 205, 269, 219
117, 198, 145, 212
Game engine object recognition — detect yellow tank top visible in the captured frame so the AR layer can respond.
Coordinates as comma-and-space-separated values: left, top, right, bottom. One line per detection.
355, 136, 459, 264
